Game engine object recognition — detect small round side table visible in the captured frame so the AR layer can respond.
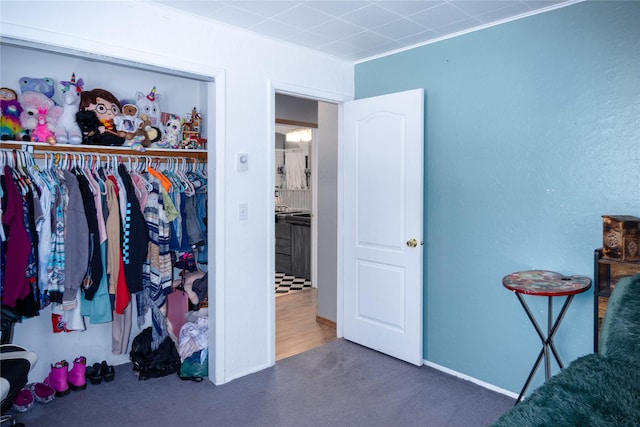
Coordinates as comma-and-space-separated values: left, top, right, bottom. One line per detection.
502, 269, 591, 403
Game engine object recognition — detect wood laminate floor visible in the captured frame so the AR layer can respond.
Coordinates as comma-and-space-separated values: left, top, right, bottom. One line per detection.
276, 288, 337, 360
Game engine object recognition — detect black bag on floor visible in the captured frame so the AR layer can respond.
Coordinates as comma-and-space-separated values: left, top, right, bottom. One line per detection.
130, 327, 181, 380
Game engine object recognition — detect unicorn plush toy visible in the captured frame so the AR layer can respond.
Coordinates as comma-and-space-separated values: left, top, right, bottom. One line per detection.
135, 86, 161, 128
55, 73, 84, 145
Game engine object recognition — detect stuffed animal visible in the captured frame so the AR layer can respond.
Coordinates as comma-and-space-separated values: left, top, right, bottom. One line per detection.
19, 77, 55, 99
114, 103, 149, 151
0, 87, 27, 141
75, 110, 102, 145
18, 91, 62, 140
124, 135, 146, 152
140, 113, 162, 146
54, 73, 83, 145
31, 107, 56, 144
135, 86, 161, 128
115, 104, 144, 141
79, 88, 125, 146
161, 115, 181, 149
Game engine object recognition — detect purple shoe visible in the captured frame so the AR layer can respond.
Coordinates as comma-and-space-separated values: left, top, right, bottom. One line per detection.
29, 382, 55, 404
44, 360, 70, 397
68, 357, 87, 391
11, 387, 34, 413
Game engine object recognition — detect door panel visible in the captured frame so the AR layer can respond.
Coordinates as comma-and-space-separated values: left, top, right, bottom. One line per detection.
343, 88, 424, 366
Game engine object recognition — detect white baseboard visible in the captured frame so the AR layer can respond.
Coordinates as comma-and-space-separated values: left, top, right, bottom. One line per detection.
423, 359, 519, 400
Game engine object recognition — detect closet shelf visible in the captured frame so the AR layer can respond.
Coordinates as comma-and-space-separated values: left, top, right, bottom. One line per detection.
1, 141, 208, 161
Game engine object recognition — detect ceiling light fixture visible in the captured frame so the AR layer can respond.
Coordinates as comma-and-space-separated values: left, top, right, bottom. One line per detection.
285, 129, 312, 143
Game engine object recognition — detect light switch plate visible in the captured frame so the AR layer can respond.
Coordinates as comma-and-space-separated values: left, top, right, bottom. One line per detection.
238, 203, 248, 220
237, 153, 249, 172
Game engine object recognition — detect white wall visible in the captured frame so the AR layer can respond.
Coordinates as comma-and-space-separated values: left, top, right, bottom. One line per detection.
0, 0, 353, 384
317, 102, 339, 322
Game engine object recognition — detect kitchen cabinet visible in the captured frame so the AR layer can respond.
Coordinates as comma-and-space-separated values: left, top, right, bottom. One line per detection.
275, 220, 292, 274
275, 213, 310, 279
291, 222, 310, 280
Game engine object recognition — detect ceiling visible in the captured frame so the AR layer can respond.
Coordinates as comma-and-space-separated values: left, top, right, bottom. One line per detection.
150, 0, 578, 62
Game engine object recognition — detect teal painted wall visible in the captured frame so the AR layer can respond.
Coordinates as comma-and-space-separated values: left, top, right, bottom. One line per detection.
355, 1, 639, 394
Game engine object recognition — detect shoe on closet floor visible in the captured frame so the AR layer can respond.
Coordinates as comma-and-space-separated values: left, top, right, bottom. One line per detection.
85, 361, 115, 384
101, 361, 115, 382
85, 363, 103, 385
68, 357, 87, 391
44, 360, 70, 397
28, 382, 55, 404
11, 387, 34, 413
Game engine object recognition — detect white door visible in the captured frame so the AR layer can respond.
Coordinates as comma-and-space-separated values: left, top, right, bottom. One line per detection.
342, 89, 424, 366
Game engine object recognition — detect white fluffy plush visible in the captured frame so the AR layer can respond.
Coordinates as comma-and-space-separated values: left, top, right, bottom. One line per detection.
162, 116, 182, 149
54, 86, 82, 145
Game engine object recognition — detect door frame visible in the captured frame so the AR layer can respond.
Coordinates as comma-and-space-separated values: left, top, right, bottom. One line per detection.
268, 81, 351, 365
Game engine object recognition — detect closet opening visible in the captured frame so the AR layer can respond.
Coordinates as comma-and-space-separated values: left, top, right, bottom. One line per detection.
0, 37, 222, 384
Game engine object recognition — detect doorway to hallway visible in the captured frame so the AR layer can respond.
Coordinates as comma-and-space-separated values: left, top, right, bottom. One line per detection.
273, 93, 339, 360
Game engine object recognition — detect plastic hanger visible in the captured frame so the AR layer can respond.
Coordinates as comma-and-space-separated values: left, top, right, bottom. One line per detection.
176, 158, 195, 196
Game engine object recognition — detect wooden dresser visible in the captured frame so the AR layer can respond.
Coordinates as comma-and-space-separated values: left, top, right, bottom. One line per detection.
593, 248, 640, 351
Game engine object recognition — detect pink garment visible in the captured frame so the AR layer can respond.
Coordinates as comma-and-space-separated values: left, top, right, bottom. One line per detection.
167, 286, 189, 340
2, 165, 32, 307
131, 173, 149, 211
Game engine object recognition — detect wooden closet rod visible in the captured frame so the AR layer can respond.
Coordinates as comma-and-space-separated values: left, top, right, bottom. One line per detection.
0, 141, 207, 162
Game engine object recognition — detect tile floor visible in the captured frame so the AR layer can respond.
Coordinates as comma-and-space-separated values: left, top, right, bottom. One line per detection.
275, 272, 312, 296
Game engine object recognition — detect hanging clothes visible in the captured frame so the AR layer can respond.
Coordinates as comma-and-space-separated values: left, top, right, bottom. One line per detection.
47, 172, 66, 305
104, 169, 133, 354
75, 169, 102, 300
117, 163, 148, 294
104, 177, 122, 306
60, 170, 89, 312
81, 168, 112, 324
32, 165, 54, 308
137, 174, 172, 349
184, 195, 204, 250
1, 165, 32, 310
21, 173, 41, 317
1, 149, 208, 356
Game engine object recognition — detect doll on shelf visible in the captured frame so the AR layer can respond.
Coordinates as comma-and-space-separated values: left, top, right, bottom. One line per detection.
79, 88, 125, 146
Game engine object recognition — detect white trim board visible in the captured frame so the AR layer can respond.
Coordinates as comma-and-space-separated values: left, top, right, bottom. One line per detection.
423, 360, 519, 400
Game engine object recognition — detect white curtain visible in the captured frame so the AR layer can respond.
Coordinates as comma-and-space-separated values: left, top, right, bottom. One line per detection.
285, 152, 306, 190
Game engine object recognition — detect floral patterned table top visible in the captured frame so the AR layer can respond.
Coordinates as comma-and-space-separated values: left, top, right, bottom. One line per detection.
502, 270, 592, 296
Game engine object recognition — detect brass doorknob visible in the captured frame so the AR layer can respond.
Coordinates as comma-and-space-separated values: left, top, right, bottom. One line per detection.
406, 238, 418, 248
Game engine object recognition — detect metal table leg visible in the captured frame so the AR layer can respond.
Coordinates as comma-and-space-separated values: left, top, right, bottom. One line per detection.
514, 293, 576, 403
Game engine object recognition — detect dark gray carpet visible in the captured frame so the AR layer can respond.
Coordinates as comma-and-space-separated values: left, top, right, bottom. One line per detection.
13, 339, 514, 426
